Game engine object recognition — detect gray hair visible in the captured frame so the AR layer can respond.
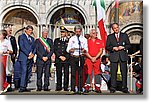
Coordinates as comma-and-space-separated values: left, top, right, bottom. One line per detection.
42, 28, 49, 34
74, 25, 82, 31
90, 29, 97, 34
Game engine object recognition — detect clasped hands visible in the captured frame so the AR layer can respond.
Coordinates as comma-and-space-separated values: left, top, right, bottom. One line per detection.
90, 57, 97, 63
42, 57, 48, 62
59, 56, 66, 61
69, 48, 86, 53
113, 46, 125, 51
28, 53, 34, 59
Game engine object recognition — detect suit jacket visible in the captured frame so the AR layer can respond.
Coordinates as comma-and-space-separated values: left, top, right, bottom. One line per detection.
140, 38, 143, 54
10, 36, 17, 63
35, 38, 54, 65
18, 33, 35, 62
54, 38, 70, 63
106, 32, 131, 62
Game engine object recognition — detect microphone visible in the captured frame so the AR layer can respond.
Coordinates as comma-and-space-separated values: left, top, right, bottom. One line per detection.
77, 35, 81, 45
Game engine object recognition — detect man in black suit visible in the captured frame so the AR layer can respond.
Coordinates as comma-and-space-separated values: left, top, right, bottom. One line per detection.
6, 27, 17, 64
35, 29, 54, 91
106, 23, 131, 93
54, 26, 70, 91
6, 26, 17, 91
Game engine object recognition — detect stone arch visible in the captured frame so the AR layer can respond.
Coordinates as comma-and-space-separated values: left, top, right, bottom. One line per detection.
121, 23, 143, 44
0, 4, 40, 24
46, 3, 89, 25
0, 4, 40, 38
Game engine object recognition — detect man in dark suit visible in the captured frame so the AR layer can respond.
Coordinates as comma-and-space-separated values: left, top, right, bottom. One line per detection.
35, 29, 54, 91
106, 23, 131, 93
6, 27, 17, 64
54, 26, 70, 91
18, 25, 35, 92
6, 26, 17, 91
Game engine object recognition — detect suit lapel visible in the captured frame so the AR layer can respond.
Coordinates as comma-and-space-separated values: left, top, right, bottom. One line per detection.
23, 33, 33, 44
119, 33, 123, 43
112, 33, 118, 43
23, 33, 28, 43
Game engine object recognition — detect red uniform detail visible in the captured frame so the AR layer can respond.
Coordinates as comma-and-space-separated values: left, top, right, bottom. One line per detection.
86, 58, 101, 75
2, 55, 9, 90
86, 39, 102, 75
88, 39, 103, 56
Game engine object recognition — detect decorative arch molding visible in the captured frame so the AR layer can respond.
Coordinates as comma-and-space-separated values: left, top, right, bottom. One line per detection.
0, 3, 40, 24
46, 3, 89, 25
121, 23, 143, 44
121, 23, 143, 35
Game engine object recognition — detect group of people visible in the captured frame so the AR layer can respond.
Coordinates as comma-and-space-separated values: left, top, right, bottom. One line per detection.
0, 27, 17, 93
0, 23, 140, 94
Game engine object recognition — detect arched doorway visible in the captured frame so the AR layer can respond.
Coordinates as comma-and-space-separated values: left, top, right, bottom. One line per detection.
46, 3, 88, 39
121, 23, 143, 54
49, 7, 85, 39
2, 8, 38, 38
50, 7, 85, 25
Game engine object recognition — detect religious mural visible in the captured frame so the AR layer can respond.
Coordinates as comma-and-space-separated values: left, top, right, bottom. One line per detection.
108, 1, 143, 28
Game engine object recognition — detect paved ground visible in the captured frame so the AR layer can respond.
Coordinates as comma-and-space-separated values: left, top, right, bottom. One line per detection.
1, 72, 142, 95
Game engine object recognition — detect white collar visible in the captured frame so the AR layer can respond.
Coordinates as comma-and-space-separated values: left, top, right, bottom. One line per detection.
115, 33, 120, 37
25, 33, 29, 38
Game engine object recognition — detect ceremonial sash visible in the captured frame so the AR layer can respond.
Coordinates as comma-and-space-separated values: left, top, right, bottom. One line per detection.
38, 37, 50, 52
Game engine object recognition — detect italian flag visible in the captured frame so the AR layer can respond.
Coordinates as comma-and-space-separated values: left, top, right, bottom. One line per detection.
93, 0, 107, 48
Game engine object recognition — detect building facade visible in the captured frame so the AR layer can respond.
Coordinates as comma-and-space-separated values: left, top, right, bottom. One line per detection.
0, 0, 143, 53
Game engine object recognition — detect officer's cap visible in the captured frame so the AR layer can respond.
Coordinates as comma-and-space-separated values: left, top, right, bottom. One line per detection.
60, 26, 68, 32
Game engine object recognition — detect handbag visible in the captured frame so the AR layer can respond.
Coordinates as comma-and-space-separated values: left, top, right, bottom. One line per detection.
6, 55, 14, 75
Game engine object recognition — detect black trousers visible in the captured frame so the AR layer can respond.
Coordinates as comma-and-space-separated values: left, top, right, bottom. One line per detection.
70, 56, 84, 92
36, 64, 51, 89
56, 63, 69, 90
110, 60, 128, 91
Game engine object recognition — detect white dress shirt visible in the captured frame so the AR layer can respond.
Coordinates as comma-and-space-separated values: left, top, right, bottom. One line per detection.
66, 35, 88, 56
0, 39, 13, 54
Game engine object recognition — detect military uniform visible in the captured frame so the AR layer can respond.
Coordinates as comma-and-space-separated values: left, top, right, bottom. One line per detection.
54, 26, 70, 91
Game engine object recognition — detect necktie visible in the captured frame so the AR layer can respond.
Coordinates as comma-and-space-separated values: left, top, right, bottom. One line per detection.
116, 34, 119, 42
28, 37, 32, 43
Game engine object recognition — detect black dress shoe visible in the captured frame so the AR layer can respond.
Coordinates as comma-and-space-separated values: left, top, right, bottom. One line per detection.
7, 88, 12, 92
122, 90, 130, 93
55, 89, 62, 91
110, 90, 116, 93
64, 89, 69, 91
95, 90, 102, 93
37, 88, 42, 91
19, 89, 31, 92
44, 89, 50, 91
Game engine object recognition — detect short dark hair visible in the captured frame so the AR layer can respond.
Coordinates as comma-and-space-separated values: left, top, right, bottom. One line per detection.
25, 25, 33, 30
101, 55, 108, 62
0, 30, 7, 39
111, 23, 119, 28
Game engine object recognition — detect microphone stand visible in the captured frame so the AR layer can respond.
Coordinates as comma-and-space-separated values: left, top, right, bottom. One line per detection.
77, 35, 82, 94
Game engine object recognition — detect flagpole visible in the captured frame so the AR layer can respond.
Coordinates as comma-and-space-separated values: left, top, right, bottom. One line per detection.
95, 1, 97, 32
115, 0, 119, 23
